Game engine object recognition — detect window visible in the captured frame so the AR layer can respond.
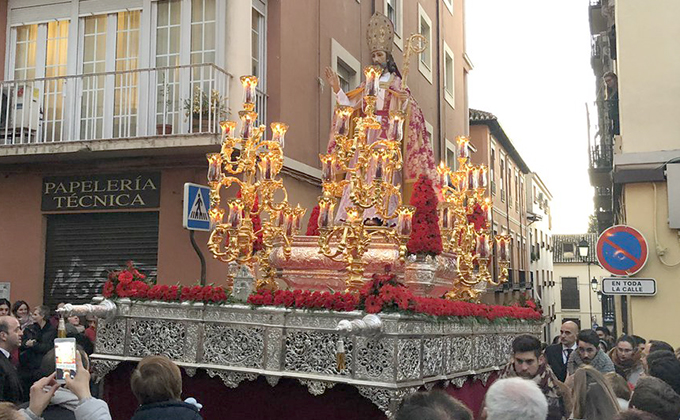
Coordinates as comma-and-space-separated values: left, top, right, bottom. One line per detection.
445, 139, 456, 170
80, 15, 108, 140
417, 4, 433, 83
443, 42, 454, 108
330, 39, 361, 103
44, 21, 69, 142
252, 5, 266, 125
507, 165, 512, 207
499, 156, 505, 202
562, 243, 574, 258
519, 177, 524, 211
533, 185, 537, 203
514, 170, 519, 209
114, 11, 141, 138
561, 277, 580, 310
14, 25, 38, 81
337, 60, 355, 93
384, 0, 403, 50
490, 147, 496, 195
190, 0, 216, 66
155, 0, 182, 129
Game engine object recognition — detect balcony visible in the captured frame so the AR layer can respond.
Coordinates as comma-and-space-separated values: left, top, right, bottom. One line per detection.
589, 0, 608, 35
0, 63, 232, 159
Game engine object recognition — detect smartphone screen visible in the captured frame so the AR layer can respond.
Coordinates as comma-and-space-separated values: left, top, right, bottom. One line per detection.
54, 338, 77, 383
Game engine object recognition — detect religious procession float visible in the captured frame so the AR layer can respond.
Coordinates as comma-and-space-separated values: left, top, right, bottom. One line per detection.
59, 13, 543, 420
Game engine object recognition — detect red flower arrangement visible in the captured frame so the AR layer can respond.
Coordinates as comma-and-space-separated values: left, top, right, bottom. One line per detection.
101, 261, 229, 304
306, 204, 320, 236
248, 273, 542, 322
407, 175, 443, 256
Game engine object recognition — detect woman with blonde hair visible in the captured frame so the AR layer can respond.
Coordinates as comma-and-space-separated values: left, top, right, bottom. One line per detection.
572, 366, 621, 420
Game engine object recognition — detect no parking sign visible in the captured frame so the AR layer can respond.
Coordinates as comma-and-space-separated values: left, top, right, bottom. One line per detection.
596, 225, 648, 276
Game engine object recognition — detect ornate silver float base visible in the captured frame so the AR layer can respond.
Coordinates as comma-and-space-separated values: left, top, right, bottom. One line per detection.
91, 299, 541, 418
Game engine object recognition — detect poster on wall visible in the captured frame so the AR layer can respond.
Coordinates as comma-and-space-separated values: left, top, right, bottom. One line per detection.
0, 283, 10, 300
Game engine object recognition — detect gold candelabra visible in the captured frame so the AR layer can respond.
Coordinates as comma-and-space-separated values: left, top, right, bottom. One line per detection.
317, 66, 415, 292
207, 75, 305, 291
437, 136, 510, 300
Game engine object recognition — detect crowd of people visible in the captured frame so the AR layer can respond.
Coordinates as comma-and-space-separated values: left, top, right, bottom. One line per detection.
396, 322, 680, 420
1, 299, 678, 420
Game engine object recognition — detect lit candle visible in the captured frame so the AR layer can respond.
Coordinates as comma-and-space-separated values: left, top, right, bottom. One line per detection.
240, 75, 258, 105
482, 198, 492, 224
207, 153, 222, 183
456, 136, 470, 161
210, 208, 224, 231
220, 120, 237, 140
468, 168, 478, 191
437, 162, 449, 187
476, 234, 490, 259
239, 111, 256, 139
320, 154, 335, 182
276, 209, 286, 227
270, 122, 288, 148
456, 173, 468, 193
335, 106, 353, 136
258, 154, 273, 181
387, 111, 405, 142
478, 166, 488, 189
284, 211, 294, 236
496, 236, 510, 262
293, 205, 305, 232
397, 206, 415, 236
227, 199, 244, 228
318, 197, 335, 229
363, 65, 383, 97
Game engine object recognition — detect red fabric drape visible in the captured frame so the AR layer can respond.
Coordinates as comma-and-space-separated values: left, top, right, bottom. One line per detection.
103, 363, 495, 420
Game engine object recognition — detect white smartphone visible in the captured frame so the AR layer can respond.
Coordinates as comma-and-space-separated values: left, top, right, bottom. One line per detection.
54, 338, 77, 384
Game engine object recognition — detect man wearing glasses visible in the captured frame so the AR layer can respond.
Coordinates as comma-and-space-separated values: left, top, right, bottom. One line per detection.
566, 329, 615, 376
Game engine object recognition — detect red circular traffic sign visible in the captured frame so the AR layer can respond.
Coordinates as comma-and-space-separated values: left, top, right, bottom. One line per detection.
596, 225, 648, 276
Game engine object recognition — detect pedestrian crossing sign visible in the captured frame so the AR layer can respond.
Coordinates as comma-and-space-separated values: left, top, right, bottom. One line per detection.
183, 183, 211, 231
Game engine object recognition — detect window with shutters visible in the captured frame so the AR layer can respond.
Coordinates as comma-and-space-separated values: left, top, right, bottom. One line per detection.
561, 277, 580, 310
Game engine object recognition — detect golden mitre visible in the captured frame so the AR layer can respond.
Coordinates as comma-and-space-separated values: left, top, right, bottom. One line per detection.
366, 12, 394, 54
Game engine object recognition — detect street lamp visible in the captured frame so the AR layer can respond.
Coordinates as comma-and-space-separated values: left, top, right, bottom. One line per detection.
578, 237, 594, 328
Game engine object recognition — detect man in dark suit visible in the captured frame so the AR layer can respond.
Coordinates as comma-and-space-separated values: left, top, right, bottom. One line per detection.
0, 315, 25, 403
544, 321, 578, 382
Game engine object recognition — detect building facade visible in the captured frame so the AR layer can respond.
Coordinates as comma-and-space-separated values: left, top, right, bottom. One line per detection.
587, 0, 680, 345
552, 234, 609, 341
468, 109, 530, 304
526, 173, 555, 339
0, 0, 470, 308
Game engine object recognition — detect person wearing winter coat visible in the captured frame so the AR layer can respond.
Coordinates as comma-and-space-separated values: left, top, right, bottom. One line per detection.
130, 355, 203, 420
19, 306, 56, 397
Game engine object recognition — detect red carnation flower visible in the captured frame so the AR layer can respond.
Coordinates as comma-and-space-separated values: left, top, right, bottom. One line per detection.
102, 281, 115, 298
118, 271, 134, 284
364, 295, 383, 314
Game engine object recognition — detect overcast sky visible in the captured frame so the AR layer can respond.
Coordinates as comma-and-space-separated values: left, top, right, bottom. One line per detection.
465, 0, 595, 234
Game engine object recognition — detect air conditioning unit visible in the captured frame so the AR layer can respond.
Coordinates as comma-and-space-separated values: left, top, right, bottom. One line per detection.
0, 85, 41, 131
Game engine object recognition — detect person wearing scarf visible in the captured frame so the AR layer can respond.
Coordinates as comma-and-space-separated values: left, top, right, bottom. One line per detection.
499, 335, 572, 420
608, 335, 644, 386
567, 329, 616, 375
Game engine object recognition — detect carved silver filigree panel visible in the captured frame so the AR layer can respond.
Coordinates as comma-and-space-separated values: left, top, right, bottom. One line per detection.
90, 359, 121, 381
128, 319, 186, 360
265, 328, 283, 370
497, 334, 514, 366
96, 318, 126, 355
357, 386, 419, 418
473, 335, 495, 370
423, 337, 444, 377
356, 337, 394, 381
286, 315, 341, 330
284, 331, 353, 376
299, 379, 336, 396
202, 324, 264, 368
449, 336, 473, 373
206, 369, 258, 388
397, 339, 421, 381
450, 376, 468, 388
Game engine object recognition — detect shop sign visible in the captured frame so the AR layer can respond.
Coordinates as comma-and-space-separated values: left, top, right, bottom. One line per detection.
42, 173, 161, 211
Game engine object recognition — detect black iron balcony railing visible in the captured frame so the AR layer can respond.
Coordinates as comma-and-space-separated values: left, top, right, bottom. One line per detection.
0, 63, 232, 146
